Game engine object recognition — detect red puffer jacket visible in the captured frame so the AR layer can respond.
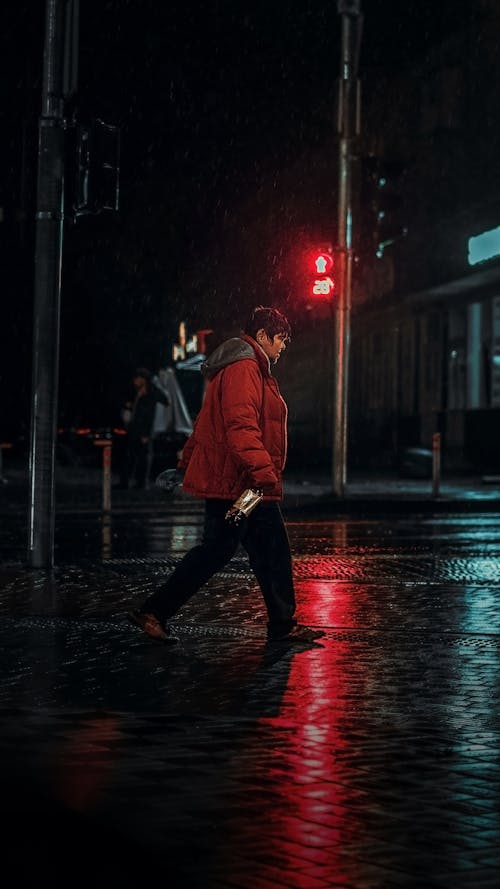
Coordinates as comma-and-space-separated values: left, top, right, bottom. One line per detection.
179, 335, 288, 501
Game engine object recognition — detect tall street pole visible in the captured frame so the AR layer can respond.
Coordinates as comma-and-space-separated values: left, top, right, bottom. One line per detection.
333, 1, 362, 497
28, 0, 66, 568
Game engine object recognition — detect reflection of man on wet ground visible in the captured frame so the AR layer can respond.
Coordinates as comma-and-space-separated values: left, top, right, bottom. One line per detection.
0, 635, 321, 885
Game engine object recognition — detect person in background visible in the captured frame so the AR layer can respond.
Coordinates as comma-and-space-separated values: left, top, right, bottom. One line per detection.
117, 367, 169, 490
128, 306, 325, 645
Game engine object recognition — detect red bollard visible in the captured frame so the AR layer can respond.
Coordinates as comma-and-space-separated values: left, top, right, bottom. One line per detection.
432, 432, 441, 498
93, 437, 112, 512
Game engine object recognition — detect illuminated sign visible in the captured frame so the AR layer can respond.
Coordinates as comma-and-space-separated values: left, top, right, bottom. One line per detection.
312, 277, 335, 296
468, 225, 500, 266
314, 253, 333, 274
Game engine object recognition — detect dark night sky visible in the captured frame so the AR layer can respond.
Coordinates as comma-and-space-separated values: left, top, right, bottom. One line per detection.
1, 0, 475, 430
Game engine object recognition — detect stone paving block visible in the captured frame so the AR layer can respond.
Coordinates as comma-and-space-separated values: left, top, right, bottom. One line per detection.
1, 504, 500, 887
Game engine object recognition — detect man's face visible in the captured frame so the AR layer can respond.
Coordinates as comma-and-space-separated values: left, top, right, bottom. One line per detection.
258, 331, 289, 365
133, 374, 147, 391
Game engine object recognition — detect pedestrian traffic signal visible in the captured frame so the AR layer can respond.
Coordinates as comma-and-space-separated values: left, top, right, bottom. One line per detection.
313, 251, 334, 275
309, 245, 336, 299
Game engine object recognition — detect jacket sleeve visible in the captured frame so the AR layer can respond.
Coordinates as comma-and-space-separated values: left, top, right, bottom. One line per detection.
221, 361, 279, 491
177, 432, 195, 470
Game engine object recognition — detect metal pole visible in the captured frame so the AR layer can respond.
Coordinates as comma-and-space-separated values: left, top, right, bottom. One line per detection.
28, 0, 66, 568
333, 1, 362, 497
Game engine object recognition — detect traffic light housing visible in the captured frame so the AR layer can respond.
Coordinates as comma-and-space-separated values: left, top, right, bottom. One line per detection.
361, 156, 407, 257
72, 118, 121, 216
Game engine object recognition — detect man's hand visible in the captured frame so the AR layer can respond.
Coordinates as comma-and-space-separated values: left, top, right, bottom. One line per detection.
225, 488, 264, 524
155, 468, 184, 492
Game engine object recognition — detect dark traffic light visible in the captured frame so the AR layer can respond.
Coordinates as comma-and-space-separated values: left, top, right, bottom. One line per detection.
72, 118, 121, 217
361, 156, 408, 257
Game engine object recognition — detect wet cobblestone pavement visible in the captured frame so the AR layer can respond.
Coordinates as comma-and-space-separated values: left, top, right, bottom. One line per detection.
1, 478, 500, 887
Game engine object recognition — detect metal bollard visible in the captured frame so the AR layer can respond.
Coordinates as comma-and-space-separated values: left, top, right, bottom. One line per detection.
93, 436, 112, 512
0, 442, 13, 485
101, 514, 112, 560
432, 432, 441, 498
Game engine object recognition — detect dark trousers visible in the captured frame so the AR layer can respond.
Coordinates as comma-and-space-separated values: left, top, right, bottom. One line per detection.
120, 436, 153, 489
141, 498, 297, 635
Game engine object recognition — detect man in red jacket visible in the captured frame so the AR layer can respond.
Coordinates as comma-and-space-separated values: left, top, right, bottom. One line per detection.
129, 306, 324, 645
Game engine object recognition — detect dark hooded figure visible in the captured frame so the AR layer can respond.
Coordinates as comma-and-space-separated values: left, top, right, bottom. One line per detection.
118, 367, 169, 490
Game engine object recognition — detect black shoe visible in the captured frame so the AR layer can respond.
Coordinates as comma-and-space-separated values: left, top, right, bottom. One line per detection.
267, 624, 325, 644
128, 610, 177, 643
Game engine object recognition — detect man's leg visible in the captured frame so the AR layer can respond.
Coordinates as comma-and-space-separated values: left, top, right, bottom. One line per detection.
135, 440, 151, 488
139, 499, 241, 624
144, 439, 154, 489
243, 504, 325, 643
118, 442, 133, 488
242, 502, 297, 636
120, 435, 143, 488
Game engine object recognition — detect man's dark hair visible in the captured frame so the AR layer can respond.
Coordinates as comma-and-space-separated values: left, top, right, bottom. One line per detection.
243, 306, 292, 342
134, 367, 152, 381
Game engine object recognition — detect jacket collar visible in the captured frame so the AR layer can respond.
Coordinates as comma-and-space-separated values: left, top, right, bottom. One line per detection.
240, 334, 271, 376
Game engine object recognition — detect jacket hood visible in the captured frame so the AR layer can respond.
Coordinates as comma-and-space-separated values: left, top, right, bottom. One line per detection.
202, 336, 263, 380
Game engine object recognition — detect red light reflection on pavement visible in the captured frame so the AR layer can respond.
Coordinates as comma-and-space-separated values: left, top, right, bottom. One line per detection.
296, 578, 345, 628
55, 714, 123, 812
220, 580, 362, 887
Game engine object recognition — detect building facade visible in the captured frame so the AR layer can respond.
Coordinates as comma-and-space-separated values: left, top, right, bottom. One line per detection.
279, 1, 500, 474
